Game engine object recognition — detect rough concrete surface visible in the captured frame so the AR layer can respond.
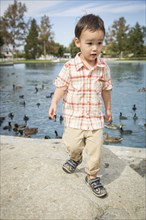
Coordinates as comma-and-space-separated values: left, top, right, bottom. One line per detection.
0, 135, 146, 220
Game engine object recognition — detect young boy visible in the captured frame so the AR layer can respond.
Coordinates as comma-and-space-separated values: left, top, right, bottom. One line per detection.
48, 14, 112, 198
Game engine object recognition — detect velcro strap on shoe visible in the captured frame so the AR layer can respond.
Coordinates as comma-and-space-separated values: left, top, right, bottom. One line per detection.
67, 159, 78, 168
89, 178, 103, 189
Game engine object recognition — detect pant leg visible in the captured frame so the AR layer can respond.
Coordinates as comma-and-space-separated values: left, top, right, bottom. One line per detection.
84, 129, 103, 176
62, 127, 85, 161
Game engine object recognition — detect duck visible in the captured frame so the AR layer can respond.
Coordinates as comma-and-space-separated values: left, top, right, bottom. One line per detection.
23, 115, 29, 124
0, 116, 6, 126
44, 135, 51, 139
119, 125, 132, 134
19, 127, 38, 136
20, 101, 26, 107
13, 84, 22, 91
141, 123, 146, 131
19, 95, 24, 99
35, 87, 39, 93
24, 127, 38, 136
133, 113, 138, 120
119, 112, 127, 120
3, 122, 12, 131
59, 115, 63, 124
12, 123, 27, 133
46, 92, 54, 99
104, 122, 121, 130
103, 132, 123, 143
36, 103, 40, 107
132, 104, 137, 111
55, 130, 62, 139
8, 112, 14, 120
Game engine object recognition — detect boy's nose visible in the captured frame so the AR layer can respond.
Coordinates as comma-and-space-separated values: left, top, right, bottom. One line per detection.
92, 45, 98, 51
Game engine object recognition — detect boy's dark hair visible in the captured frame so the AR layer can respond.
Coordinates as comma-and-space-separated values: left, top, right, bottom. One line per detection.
75, 14, 105, 39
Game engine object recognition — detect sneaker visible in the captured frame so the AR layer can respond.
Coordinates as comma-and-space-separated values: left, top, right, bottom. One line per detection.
85, 176, 107, 198
62, 158, 82, 174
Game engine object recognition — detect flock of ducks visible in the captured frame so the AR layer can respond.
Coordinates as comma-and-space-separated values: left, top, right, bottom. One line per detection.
0, 113, 62, 139
1, 114, 38, 138
103, 104, 143, 143
0, 82, 62, 139
1, 80, 145, 143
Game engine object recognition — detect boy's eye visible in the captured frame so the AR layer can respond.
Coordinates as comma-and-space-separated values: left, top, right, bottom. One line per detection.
87, 42, 92, 45
98, 42, 103, 45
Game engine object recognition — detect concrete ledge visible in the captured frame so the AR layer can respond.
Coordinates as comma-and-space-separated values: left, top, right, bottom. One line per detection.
0, 135, 146, 220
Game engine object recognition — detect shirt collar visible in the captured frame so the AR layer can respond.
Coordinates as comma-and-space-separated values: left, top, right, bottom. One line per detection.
74, 52, 106, 71
74, 53, 84, 71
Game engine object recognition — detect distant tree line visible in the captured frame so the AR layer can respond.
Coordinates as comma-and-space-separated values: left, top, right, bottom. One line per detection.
0, 0, 145, 59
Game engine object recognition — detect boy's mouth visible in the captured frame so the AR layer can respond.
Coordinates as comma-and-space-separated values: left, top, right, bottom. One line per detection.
90, 54, 97, 57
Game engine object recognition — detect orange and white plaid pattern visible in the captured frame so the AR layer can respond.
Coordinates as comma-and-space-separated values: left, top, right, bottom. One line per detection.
54, 53, 112, 130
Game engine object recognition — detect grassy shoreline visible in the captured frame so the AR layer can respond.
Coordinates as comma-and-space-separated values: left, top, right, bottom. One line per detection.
0, 57, 146, 65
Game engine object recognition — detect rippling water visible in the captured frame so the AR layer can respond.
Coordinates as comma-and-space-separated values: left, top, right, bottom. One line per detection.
0, 61, 145, 148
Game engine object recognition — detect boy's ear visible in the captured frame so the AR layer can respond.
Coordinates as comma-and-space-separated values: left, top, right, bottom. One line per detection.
74, 37, 80, 48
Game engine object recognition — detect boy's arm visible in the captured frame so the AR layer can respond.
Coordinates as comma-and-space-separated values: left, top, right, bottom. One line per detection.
102, 90, 112, 122
48, 87, 66, 119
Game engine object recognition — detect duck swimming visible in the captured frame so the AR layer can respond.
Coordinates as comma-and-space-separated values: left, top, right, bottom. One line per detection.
8, 112, 14, 120
132, 104, 137, 111
0, 116, 5, 126
3, 122, 12, 131
103, 132, 123, 143
104, 123, 121, 130
55, 130, 62, 139
12, 123, 26, 133
119, 125, 132, 134
23, 115, 29, 124
119, 112, 127, 120
19, 127, 38, 136
133, 113, 138, 120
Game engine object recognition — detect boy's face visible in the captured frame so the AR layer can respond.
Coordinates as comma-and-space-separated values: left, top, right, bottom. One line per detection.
75, 29, 104, 65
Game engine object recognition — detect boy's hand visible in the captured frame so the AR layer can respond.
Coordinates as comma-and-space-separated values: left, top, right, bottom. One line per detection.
48, 103, 57, 119
105, 109, 112, 123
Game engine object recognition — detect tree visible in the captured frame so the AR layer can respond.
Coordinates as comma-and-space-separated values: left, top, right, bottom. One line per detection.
69, 39, 80, 57
58, 45, 65, 57
24, 19, 40, 59
39, 15, 53, 57
127, 22, 145, 56
0, 35, 4, 58
1, 0, 27, 58
105, 17, 129, 57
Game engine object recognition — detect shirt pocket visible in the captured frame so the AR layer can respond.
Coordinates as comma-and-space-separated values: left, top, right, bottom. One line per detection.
94, 77, 103, 94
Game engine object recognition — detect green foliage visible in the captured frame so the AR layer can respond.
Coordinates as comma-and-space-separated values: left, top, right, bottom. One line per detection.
69, 39, 80, 58
105, 17, 129, 56
105, 17, 145, 58
58, 45, 65, 57
126, 23, 145, 56
24, 19, 40, 59
39, 15, 54, 57
0, 35, 4, 47
1, 0, 27, 56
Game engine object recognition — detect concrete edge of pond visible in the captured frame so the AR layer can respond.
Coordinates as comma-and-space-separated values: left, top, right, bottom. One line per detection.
1, 135, 146, 220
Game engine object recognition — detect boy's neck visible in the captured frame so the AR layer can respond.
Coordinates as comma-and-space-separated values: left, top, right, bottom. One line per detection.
80, 54, 97, 70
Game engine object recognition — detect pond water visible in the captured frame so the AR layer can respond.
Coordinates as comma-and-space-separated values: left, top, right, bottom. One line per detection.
0, 61, 146, 148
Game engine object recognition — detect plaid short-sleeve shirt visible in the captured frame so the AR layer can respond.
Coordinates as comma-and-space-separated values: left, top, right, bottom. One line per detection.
54, 53, 112, 130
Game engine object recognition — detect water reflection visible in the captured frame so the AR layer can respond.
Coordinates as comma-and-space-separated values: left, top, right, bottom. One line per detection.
0, 61, 145, 148
110, 62, 144, 82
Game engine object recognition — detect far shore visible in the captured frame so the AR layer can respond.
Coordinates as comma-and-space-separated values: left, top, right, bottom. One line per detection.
0, 57, 146, 66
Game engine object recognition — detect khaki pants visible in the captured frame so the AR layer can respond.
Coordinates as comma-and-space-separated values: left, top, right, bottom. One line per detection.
63, 127, 103, 176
